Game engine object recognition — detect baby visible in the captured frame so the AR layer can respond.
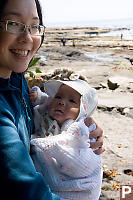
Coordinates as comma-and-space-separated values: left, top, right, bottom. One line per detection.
30, 79, 103, 200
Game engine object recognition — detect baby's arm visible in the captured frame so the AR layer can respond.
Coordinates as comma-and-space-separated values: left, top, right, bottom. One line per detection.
29, 87, 38, 104
29, 86, 50, 138
31, 120, 100, 178
61, 117, 96, 148
56, 120, 100, 175
29, 86, 49, 106
31, 120, 102, 196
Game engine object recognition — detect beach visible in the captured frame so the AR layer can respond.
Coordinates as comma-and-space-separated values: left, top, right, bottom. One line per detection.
26, 26, 133, 200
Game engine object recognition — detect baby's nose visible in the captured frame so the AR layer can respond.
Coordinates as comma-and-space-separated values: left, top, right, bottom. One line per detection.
58, 99, 65, 105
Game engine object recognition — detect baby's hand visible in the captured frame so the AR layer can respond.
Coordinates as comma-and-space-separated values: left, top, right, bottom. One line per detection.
29, 89, 38, 104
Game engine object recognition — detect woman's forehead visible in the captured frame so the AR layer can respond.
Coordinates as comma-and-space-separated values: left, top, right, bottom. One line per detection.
2, 0, 39, 20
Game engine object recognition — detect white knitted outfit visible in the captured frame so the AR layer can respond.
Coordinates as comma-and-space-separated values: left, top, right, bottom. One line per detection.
31, 80, 103, 200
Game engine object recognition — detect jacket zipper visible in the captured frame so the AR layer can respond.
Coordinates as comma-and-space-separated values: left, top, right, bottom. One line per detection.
22, 98, 31, 121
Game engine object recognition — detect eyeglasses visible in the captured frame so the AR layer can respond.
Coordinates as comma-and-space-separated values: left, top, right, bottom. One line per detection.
0, 20, 45, 36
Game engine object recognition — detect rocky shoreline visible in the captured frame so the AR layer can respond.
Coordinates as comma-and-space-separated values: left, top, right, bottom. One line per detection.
26, 26, 133, 200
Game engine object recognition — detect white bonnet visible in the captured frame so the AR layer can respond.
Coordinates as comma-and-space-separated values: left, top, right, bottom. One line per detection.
44, 79, 98, 119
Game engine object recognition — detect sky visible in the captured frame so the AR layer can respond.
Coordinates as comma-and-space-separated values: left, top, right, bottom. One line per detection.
39, 0, 133, 25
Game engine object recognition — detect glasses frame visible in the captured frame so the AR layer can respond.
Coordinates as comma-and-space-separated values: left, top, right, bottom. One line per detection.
0, 20, 45, 36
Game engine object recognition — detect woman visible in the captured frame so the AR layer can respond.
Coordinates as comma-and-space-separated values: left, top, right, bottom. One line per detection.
0, 0, 104, 199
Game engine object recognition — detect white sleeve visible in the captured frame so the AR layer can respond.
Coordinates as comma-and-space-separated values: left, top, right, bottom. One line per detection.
31, 120, 101, 178
32, 86, 49, 106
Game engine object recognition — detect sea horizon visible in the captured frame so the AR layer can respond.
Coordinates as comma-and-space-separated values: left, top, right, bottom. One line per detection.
45, 17, 133, 29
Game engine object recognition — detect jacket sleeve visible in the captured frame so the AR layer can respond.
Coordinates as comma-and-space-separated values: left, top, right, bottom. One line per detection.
0, 108, 60, 200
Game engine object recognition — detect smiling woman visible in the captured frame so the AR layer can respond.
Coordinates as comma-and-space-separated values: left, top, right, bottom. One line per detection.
0, 0, 60, 199
0, 0, 104, 199
0, 0, 42, 78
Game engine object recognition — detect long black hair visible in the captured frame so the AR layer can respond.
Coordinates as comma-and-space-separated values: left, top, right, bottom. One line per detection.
0, 0, 44, 45
35, 0, 44, 45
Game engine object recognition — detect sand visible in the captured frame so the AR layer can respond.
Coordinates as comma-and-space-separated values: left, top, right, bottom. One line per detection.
26, 27, 133, 200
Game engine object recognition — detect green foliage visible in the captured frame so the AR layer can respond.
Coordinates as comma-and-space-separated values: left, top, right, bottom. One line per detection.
35, 68, 42, 73
26, 57, 42, 77
28, 57, 41, 68
26, 70, 34, 78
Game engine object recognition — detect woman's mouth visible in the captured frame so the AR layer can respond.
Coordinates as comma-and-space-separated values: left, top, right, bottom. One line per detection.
10, 49, 29, 57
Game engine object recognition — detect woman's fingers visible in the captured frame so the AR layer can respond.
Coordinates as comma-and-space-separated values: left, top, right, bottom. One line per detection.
89, 126, 103, 139
84, 117, 103, 140
89, 127, 105, 155
84, 116, 105, 155
90, 136, 103, 149
84, 117, 93, 127
93, 146, 105, 155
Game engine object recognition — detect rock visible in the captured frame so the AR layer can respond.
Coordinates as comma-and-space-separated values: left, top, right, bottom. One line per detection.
26, 76, 45, 89
124, 108, 133, 118
107, 76, 133, 89
125, 57, 133, 65
100, 83, 108, 89
123, 108, 130, 114
25, 69, 87, 89
107, 78, 119, 90
66, 51, 82, 57
123, 169, 133, 175
102, 183, 113, 191
98, 92, 133, 109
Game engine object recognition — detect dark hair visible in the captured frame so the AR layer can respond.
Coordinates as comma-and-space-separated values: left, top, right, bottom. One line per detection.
0, 0, 8, 19
0, 0, 44, 45
35, 0, 44, 46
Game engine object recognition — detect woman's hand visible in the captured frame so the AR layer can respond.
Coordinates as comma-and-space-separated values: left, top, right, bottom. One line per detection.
84, 117, 105, 155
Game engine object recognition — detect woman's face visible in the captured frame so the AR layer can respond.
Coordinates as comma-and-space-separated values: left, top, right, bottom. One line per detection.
0, 0, 41, 78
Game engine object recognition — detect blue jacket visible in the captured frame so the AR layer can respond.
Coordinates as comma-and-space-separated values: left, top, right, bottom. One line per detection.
0, 72, 60, 200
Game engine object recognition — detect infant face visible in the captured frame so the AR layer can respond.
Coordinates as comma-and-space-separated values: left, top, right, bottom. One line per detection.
48, 84, 81, 127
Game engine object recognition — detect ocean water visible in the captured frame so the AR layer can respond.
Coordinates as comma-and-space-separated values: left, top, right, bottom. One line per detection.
46, 18, 133, 40
46, 18, 133, 29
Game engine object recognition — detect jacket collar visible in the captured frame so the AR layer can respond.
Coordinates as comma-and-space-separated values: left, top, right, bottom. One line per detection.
0, 72, 23, 91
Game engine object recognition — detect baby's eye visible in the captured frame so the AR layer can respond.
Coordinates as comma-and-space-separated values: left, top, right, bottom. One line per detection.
55, 95, 61, 99
70, 99, 76, 103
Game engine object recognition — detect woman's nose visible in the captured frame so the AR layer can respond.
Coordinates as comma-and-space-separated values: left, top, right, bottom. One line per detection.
18, 29, 33, 43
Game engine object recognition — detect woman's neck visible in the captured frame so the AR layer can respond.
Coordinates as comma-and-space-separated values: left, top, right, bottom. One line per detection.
0, 70, 11, 79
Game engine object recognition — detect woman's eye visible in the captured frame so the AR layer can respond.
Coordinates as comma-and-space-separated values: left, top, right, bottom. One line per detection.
31, 25, 38, 30
9, 21, 19, 26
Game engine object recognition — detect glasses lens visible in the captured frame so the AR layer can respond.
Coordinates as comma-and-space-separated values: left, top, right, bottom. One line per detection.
5, 20, 45, 36
31, 25, 44, 36
7, 21, 24, 34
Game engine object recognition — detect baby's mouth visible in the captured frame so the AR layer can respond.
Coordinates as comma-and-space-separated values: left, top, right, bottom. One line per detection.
55, 109, 64, 114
